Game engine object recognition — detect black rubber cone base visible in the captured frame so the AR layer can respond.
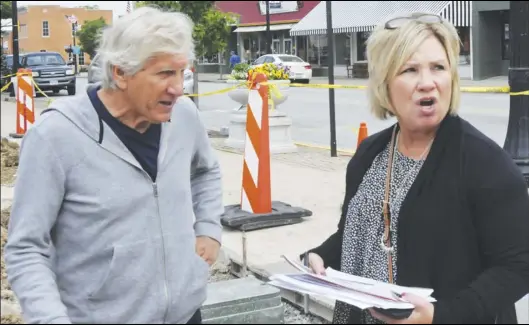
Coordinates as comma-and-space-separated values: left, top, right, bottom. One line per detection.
221, 201, 312, 231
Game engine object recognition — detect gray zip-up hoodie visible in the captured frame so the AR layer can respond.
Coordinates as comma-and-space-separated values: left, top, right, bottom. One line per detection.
4, 85, 225, 324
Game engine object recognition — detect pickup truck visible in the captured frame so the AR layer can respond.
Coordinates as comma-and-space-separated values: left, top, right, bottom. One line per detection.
20, 51, 77, 95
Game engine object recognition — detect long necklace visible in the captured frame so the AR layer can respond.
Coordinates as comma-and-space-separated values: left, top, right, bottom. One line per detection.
380, 125, 434, 283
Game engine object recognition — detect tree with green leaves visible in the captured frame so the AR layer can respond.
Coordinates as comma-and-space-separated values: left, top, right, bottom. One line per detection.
1, 39, 9, 89
75, 17, 108, 60
1, 1, 12, 19
77, 5, 99, 10
135, 1, 237, 59
1, 1, 10, 87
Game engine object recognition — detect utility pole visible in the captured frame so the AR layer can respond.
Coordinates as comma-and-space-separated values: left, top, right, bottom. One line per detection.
326, 1, 337, 157
265, 1, 271, 54
72, 22, 78, 75
503, 1, 529, 187
10, 0, 20, 97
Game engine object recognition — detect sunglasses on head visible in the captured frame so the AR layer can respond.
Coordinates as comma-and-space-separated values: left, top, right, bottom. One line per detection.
384, 13, 443, 30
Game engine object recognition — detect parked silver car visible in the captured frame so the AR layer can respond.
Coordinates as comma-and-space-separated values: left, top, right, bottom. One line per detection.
87, 54, 194, 95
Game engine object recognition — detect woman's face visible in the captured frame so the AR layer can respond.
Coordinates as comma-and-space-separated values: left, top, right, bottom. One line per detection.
388, 35, 453, 134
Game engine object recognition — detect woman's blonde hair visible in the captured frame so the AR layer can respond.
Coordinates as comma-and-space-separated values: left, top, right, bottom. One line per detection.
366, 12, 462, 119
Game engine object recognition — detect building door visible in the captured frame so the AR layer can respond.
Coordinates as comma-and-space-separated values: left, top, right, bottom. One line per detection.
272, 39, 280, 54
283, 38, 292, 55
357, 32, 370, 61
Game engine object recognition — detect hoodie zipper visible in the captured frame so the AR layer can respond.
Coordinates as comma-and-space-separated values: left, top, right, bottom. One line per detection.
152, 182, 170, 323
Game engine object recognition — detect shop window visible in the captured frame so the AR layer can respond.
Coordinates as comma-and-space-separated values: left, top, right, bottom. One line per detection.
357, 32, 370, 61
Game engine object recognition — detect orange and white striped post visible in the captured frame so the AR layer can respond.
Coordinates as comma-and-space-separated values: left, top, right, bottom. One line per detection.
10, 69, 35, 138
240, 73, 272, 214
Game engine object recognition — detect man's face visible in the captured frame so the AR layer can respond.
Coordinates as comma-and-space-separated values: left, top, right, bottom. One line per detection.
119, 53, 188, 124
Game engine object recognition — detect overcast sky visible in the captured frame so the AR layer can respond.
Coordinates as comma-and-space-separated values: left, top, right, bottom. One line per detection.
18, 1, 129, 20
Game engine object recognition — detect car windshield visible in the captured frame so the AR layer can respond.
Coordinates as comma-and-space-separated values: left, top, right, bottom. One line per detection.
278, 56, 304, 63
26, 53, 66, 66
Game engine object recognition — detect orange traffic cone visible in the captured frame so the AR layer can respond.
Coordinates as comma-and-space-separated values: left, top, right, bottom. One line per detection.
357, 122, 368, 149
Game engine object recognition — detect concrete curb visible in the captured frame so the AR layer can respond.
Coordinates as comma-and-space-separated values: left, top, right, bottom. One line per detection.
294, 141, 355, 156
1, 185, 14, 210
220, 246, 335, 322
198, 79, 228, 84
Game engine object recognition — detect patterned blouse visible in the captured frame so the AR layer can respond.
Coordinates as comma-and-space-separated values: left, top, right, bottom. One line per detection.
333, 137, 426, 324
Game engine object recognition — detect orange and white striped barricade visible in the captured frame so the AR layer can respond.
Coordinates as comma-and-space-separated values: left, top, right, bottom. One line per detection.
9, 69, 36, 138
221, 73, 312, 232
240, 73, 272, 214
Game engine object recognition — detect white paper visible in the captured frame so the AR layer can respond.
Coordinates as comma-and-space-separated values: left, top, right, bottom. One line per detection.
269, 255, 437, 311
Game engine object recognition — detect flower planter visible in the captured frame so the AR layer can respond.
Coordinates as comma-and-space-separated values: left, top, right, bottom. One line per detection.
226, 79, 291, 111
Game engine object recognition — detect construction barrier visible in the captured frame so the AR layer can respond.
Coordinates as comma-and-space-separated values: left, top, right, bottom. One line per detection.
241, 73, 272, 214
9, 70, 36, 138
221, 73, 313, 231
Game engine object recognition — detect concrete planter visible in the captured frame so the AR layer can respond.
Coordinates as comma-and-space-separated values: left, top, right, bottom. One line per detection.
226, 79, 291, 111
226, 79, 249, 110
224, 79, 296, 154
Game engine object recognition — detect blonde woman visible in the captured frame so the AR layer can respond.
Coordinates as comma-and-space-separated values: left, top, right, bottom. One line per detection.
302, 12, 529, 324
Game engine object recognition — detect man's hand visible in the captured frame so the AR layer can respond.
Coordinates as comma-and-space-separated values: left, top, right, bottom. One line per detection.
195, 236, 220, 266
369, 293, 434, 324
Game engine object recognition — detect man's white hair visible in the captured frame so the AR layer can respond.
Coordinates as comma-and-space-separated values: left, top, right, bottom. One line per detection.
96, 6, 195, 89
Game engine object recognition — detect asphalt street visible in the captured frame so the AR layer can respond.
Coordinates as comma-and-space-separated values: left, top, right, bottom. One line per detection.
2, 77, 512, 151
194, 82, 511, 150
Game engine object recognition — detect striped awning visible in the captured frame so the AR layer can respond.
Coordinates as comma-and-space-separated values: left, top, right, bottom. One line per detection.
234, 23, 295, 33
290, 1, 472, 36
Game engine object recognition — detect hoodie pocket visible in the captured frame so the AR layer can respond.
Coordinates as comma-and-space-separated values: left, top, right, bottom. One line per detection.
87, 240, 164, 324
164, 233, 211, 323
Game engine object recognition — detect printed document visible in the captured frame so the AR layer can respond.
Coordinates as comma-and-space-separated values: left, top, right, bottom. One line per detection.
267, 255, 437, 311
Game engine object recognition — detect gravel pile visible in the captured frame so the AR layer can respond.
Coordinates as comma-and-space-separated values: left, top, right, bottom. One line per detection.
283, 303, 331, 324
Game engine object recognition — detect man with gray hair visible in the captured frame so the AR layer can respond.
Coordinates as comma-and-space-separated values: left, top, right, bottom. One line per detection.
5, 6, 224, 324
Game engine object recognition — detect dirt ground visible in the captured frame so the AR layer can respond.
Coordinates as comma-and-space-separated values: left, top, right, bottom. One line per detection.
0, 138, 23, 323
1, 137, 19, 185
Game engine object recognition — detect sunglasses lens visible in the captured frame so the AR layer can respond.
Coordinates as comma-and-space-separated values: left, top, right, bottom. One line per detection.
419, 14, 442, 23
386, 17, 411, 29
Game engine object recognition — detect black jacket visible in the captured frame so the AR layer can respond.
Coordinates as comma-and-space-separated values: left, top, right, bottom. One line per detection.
305, 114, 529, 324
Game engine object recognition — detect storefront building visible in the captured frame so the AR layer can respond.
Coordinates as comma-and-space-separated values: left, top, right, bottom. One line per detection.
215, 1, 321, 63
289, 1, 473, 78
471, 1, 510, 80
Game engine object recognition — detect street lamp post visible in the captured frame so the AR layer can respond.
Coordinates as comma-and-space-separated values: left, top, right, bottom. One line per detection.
504, 1, 529, 187
265, 1, 271, 54
326, 1, 337, 157
72, 22, 78, 75
9, 0, 19, 97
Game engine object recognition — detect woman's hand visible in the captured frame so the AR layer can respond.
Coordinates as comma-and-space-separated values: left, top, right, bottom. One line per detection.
306, 252, 326, 275
369, 293, 434, 324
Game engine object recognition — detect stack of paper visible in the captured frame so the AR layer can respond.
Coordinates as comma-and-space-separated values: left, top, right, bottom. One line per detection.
267, 255, 436, 311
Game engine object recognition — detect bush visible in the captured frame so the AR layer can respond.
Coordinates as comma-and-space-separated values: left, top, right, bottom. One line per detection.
229, 62, 250, 80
